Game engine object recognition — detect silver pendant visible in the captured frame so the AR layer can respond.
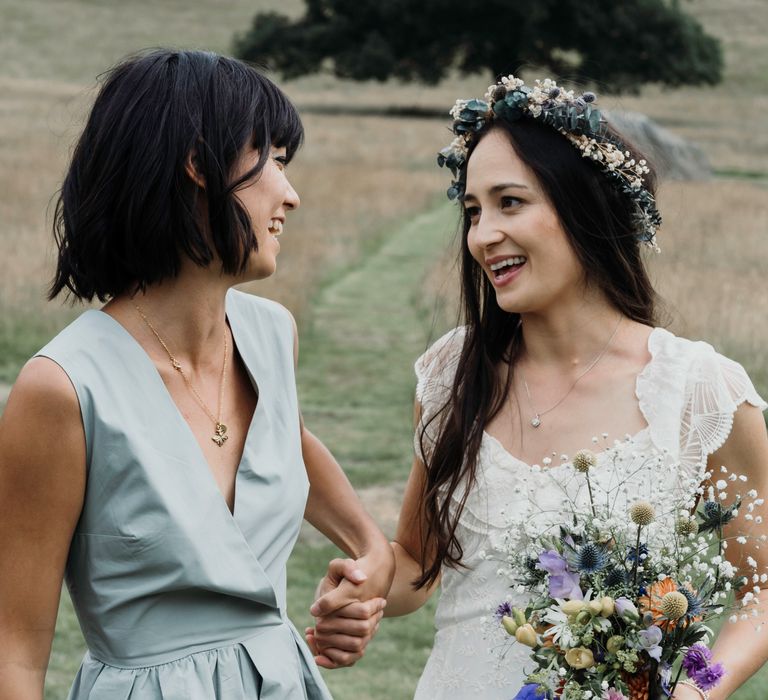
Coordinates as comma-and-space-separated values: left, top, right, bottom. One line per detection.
531, 416, 541, 428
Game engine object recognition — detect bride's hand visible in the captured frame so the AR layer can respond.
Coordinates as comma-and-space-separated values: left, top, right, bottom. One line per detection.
306, 557, 389, 668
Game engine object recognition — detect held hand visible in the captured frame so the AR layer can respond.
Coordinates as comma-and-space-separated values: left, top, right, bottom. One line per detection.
306, 557, 389, 668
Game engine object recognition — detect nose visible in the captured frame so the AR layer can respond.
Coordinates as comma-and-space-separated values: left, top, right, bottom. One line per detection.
284, 180, 300, 211
474, 211, 506, 248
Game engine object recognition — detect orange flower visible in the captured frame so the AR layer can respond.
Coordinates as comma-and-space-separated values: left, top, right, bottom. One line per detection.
638, 579, 702, 627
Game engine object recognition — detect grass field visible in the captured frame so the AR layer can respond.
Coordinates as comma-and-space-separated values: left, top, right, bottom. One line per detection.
1, 0, 767, 698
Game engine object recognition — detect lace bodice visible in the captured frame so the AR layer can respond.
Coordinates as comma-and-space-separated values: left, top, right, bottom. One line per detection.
412, 327, 766, 700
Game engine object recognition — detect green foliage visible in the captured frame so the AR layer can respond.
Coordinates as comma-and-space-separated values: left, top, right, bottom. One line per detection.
234, 0, 722, 93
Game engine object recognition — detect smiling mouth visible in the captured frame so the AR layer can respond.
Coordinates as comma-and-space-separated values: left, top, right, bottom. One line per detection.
268, 219, 283, 236
489, 255, 526, 281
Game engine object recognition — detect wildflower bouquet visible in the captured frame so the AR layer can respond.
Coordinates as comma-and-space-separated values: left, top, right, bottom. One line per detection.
494, 445, 766, 700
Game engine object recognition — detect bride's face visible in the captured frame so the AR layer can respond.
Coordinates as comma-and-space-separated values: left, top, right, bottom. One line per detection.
463, 128, 587, 315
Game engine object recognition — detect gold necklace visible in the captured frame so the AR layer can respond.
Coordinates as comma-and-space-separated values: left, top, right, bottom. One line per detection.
519, 317, 622, 428
134, 305, 229, 447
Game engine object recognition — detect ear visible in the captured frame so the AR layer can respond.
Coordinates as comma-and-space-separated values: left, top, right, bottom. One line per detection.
184, 149, 206, 189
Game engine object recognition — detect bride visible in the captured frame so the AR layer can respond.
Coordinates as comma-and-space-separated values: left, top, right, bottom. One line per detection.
310, 76, 768, 699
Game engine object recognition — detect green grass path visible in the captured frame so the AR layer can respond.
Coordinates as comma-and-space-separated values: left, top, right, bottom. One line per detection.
295, 203, 456, 487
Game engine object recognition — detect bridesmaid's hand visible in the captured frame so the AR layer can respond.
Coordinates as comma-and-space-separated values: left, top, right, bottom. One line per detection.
306, 557, 389, 668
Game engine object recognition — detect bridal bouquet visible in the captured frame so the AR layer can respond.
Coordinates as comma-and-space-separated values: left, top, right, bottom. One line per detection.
493, 445, 766, 700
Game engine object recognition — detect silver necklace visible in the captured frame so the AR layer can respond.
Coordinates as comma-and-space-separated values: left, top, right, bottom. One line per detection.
519, 317, 622, 428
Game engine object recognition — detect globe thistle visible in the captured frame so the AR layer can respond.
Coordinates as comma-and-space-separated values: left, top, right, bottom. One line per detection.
630, 501, 656, 526
604, 567, 629, 589
573, 449, 597, 473
677, 586, 705, 621
676, 515, 699, 536
660, 591, 689, 620
574, 542, 608, 574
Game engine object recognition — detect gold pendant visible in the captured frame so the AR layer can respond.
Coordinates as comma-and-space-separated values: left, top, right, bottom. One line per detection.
211, 422, 228, 447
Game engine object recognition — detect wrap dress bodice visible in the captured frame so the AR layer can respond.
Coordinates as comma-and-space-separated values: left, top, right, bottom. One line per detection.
37, 290, 332, 699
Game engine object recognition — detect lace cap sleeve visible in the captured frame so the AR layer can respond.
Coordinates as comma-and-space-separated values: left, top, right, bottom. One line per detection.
414, 326, 467, 459
681, 343, 767, 466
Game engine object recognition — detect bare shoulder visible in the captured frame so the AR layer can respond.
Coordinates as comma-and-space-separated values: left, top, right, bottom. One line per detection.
5, 356, 80, 411
0, 357, 86, 493
710, 401, 768, 473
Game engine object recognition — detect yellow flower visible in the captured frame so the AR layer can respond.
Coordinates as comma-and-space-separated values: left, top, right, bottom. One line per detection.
515, 623, 538, 647
600, 596, 616, 617
565, 647, 595, 669
501, 615, 518, 636
560, 600, 585, 616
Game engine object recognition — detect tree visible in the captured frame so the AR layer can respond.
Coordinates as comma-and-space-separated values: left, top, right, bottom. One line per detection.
234, 0, 722, 93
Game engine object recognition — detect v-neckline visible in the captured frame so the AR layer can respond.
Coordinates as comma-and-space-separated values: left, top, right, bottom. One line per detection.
482, 326, 662, 473
91, 294, 262, 517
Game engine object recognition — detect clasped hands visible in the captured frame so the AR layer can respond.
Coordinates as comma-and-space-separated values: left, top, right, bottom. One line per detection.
305, 549, 393, 669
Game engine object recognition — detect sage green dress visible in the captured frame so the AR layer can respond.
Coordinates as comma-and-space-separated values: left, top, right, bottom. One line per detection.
37, 290, 332, 699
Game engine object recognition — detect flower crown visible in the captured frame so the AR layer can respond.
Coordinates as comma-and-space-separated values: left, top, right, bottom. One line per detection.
437, 76, 662, 249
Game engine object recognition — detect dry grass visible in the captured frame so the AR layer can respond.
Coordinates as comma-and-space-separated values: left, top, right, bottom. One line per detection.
0, 0, 766, 383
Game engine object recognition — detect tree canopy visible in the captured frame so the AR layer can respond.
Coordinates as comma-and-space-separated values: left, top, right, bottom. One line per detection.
234, 0, 722, 93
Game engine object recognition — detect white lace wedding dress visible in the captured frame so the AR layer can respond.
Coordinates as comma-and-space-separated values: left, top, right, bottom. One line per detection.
412, 326, 766, 700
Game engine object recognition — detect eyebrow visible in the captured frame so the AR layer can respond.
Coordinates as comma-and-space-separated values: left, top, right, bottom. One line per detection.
461, 182, 529, 202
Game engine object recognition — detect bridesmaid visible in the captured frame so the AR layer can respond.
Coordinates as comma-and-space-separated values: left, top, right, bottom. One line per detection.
0, 49, 392, 699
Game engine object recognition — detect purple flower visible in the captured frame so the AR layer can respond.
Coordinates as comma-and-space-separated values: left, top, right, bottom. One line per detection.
690, 662, 725, 691
537, 550, 583, 600
614, 597, 640, 619
537, 550, 568, 575
495, 601, 513, 620
549, 571, 584, 600
682, 643, 714, 674
635, 625, 663, 661
512, 683, 552, 700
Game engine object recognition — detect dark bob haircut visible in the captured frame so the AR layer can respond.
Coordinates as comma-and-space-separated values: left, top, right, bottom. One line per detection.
50, 48, 304, 302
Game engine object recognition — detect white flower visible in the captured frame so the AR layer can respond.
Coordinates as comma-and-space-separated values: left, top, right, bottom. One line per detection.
449, 99, 468, 119
716, 479, 728, 490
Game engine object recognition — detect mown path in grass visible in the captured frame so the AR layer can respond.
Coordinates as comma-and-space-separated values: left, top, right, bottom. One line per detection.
287, 203, 458, 699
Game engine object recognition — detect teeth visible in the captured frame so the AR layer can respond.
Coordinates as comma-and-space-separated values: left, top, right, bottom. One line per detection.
268, 219, 283, 235
490, 256, 526, 271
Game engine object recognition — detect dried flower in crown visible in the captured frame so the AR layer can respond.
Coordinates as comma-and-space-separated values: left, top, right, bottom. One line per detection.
437, 75, 663, 249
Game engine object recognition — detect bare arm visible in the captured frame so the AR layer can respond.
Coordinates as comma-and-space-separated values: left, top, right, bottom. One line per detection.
285, 312, 392, 668
685, 403, 768, 700
385, 434, 440, 617
0, 358, 86, 700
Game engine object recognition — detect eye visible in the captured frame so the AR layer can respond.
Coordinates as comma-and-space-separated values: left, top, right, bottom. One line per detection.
464, 205, 481, 221
500, 195, 522, 209
273, 155, 288, 171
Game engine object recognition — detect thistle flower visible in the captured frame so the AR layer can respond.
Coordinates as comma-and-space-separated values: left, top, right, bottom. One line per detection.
676, 515, 699, 536
660, 591, 689, 620
574, 542, 608, 573
604, 567, 629, 589
630, 501, 656, 526
573, 449, 597, 473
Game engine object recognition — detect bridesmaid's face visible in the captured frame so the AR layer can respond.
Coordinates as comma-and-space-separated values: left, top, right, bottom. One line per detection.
463, 128, 586, 314
232, 145, 300, 280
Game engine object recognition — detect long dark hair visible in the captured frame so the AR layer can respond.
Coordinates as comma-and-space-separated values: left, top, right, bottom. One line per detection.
415, 118, 660, 588
50, 49, 304, 302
